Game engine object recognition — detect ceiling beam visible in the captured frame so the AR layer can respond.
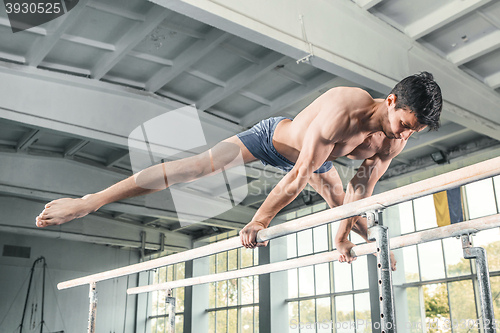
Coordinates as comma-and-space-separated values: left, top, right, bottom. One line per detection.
60, 34, 115, 51
186, 69, 226, 87
220, 42, 261, 64
86, 1, 146, 21
146, 29, 230, 92
0, 17, 46, 36
16, 129, 43, 151
91, 9, 173, 80
240, 72, 337, 127
352, 0, 383, 10
64, 139, 90, 157
128, 51, 174, 67
447, 30, 500, 65
484, 71, 500, 90
159, 21, 206, 39
196, 53, 287, 111
25, 0, 91, 66
106, 150, 129, 167
405, 0, 493, 40
273, 67, 307, 85
239, 90, 272, 106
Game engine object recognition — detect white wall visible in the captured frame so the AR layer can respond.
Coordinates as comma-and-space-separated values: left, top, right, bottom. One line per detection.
0, 232, 144, 333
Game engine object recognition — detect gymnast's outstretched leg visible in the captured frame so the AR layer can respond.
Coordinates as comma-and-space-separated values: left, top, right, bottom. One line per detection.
36, 136, 257, 227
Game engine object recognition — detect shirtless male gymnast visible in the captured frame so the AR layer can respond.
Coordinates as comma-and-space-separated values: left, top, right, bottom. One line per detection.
35, 72, 442, 269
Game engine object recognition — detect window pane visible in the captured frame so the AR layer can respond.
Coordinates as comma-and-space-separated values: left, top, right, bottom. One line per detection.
217, 252, 227, 273
315, 263, 330, 295
216, 310, 227, 333
209, 255, 216, 274
167, 265, 173, 281
159, 266, 167, 283
228, 309, 237, 333
157, 318, 165, 333
242, 307, 254, 333
208, 311, 215, 333
228, 279, 238, 306
334, 261, 353, 292
448, 280, 478, 333
299, 299, 316, 330
209, 282, 216, 308
442, 238, 470, 277
298, 207, 312, 218
402, 246, 419, 282
466, 179, 497, 219
254, 276, 259, 304
490, 276, 500, 321
152, 290, 158, 316
314, 225, 329, 253
313, 202, 327, 213
158, 290, 166, 316
350, 232, 365, 245
241, 277, 254, 305
299, 266, 315, 297
289, 302, 299, 333
287, 212, 297, 220
331, 222, 340, 250
287, 234, 297, 259
418, 241, 445, 281
288, 268, 298, 298
473, 228, 500, 272
254, 306, 259, 333
354, 293, 371, 333
241, 247, 254, 268
414, 195, 437, 231
423, 283, 450, 328
352, 256, 369, 290
406, 287, 422, 333
317, 297, 332, 333
216, 281, 227, 307
297, 229, 313, 256
175, 263, 185, 280
175, 315, 183, 333
399, 201, 415, 234
335, 295, 354, 333
228, 249, 238, 271
151, 318, 157, 333
176, 287, 185, 312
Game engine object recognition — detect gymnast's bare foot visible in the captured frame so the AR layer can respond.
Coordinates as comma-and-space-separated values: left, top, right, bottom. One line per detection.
36, 195, 97, 227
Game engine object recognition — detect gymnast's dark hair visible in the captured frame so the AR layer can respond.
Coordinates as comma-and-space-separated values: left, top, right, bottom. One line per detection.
390, 71, 442, 131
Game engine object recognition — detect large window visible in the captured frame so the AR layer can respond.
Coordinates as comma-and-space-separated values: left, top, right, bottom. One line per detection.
151, 263, 186, 333
286, 202, 372, 333
207, 231, 260, 333
387, 176, 500, 333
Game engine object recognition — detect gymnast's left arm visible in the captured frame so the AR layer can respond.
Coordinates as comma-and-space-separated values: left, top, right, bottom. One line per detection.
334, 154, 392, 263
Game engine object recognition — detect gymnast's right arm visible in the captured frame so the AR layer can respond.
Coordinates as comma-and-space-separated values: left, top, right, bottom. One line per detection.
239, 111, 347, 248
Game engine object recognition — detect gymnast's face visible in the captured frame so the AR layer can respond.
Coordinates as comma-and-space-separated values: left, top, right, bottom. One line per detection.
383, 94, 427, 140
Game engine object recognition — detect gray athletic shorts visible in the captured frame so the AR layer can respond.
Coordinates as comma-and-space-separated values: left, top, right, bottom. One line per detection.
237, 116, 334, 174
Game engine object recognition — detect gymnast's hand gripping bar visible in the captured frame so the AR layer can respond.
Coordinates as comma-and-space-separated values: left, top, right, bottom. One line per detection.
58, 155, 500, 290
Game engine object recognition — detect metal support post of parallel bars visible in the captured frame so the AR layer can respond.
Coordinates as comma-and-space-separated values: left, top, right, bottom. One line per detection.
88, 282, 97, 333
366, 210, 396, 333
166, 289, 176, 333
460, 233, 497, 333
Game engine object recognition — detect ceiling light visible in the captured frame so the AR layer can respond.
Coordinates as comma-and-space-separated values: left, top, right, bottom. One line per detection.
431, 151, 448, 164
